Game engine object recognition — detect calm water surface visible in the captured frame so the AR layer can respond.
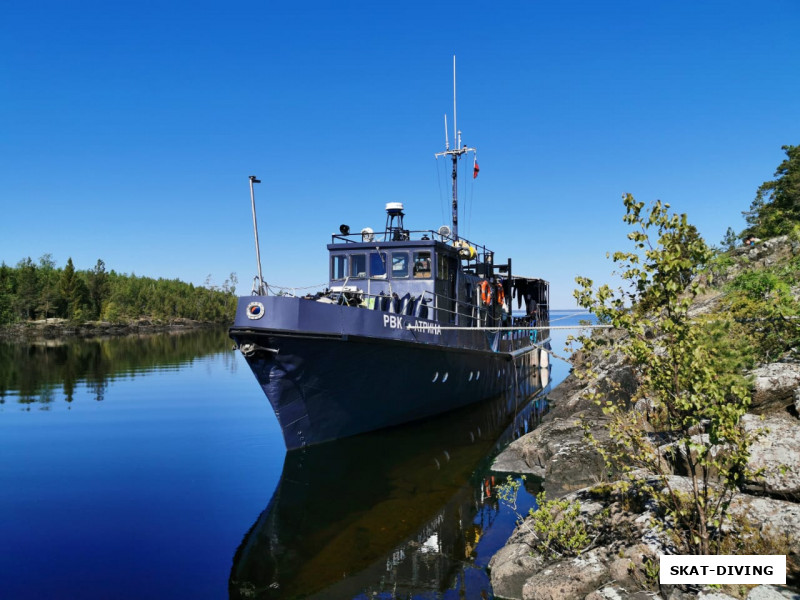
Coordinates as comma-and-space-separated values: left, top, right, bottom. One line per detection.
0, 312, 588, 599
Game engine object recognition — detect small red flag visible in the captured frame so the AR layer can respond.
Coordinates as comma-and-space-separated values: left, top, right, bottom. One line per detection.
473, 161, 480, 179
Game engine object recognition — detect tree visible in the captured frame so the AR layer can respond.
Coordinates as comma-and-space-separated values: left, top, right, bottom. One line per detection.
742, 144, 800, 238
720, 226, 738, 251
0, 263, 15, 324
58, 258, 87, 320
14, 257, 38, 320
0, 257, 236, 326
86, 259, 109, 320
37, 254, 59, 319
574, 194, 755, 555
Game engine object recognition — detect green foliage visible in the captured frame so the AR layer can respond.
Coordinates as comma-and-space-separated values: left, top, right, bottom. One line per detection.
625, 553, 660, 592
721, 227, 739, 252
742, 144, 800, 238
0, 255, 236, 326
494, 475, 524, 510
574, 194, 757, 555
0, 263, 15, 325
722, 257, 800, 362
528, 491, 591, 559
86, 259, 109, 320
641, 557, 660, 588
706, 251, 735, 276
59, 258, 88, 322
495, 476, 597, 560
37, 254, 60, 319
728, 270, 788, 298
14, 257, 39, 320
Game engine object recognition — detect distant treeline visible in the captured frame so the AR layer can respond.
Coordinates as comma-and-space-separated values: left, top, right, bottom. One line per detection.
0, 255, 238, 325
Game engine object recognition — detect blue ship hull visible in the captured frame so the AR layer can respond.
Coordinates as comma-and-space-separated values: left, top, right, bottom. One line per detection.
230, 296, 549, 450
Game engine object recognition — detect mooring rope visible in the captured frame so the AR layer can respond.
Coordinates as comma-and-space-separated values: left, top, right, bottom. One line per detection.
511, 339, 576, 365
403, 323, 609, 365
548, 311, 592, 323
404, 324, 612, 332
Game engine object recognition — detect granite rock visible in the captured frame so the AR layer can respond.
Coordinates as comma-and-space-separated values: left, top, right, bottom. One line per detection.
742, 413, 800, 500
750, 362, 800, 415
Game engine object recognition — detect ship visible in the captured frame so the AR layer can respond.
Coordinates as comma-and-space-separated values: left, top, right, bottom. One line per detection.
229, 60, 551, 450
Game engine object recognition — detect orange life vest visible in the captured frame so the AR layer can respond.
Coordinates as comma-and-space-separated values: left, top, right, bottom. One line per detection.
496, 282, 505, 306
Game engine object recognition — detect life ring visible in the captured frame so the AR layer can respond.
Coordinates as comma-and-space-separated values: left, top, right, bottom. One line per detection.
479, 280, 492, 305
495, 282, 505, 306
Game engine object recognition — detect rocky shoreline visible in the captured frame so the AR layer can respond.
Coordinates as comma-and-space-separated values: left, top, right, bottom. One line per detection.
488, 237, 800, 600
0, 318, 223, 342
489, 348, 800, 600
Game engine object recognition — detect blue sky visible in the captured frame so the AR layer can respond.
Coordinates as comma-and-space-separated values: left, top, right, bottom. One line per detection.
1, 1, 798, 308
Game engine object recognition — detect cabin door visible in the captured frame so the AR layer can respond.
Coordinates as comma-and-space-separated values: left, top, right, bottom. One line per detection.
436, 254, 458, 324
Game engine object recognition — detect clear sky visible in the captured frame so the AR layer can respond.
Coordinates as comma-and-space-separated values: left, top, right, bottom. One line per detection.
2, 1, 798, 308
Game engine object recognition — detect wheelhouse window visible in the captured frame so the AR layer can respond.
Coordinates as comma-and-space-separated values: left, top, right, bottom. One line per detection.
437, 253, 451, 281
369, 252, 387, 277
392, 252, 409, 278
413, 252, 432, 278
350, 254, 367, 278
331, 255, 348, 280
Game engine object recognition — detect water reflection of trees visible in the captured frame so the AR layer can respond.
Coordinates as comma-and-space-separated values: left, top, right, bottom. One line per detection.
0, 328, 230, 406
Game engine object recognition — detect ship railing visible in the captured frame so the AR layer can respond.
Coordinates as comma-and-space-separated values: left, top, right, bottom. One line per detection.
303, 283, 549, 348
329, 285, 542, 337
331, 228, 438, 244
319, 283, 494, 327
330, 229, 494, 261
501, 311, 551, 353
408, 287, 504, 330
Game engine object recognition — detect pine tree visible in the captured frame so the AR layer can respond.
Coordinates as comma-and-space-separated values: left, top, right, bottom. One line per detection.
14, 257, 38, 320
743, 144, 800, 238
37, 254, 59, 319
0, 263, 15, 324
721, 226, 738, 251
87, 259, 109, 319
59, 258, 80, 320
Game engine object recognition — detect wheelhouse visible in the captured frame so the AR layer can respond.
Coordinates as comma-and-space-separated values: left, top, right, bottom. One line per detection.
323, 203, 548, 332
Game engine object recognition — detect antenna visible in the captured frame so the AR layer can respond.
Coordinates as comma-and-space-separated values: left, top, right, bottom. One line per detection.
433, 55, 477, 241
453, 55, 457, 149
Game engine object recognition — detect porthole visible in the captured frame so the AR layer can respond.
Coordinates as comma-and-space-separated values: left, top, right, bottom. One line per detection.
476, 371, 480, 380
468, 371, 473, 381
432, 372, 439, 383
442, 372, 449, 383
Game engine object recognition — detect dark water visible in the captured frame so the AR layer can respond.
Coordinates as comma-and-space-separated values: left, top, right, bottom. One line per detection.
0, 312, 587, 599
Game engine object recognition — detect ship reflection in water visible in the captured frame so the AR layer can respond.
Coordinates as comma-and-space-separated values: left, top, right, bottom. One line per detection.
230, 367, 549, 600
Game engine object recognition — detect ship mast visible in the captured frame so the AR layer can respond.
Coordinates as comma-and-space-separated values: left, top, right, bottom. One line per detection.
434, 55, 477, 241
249, 175, 267, 295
